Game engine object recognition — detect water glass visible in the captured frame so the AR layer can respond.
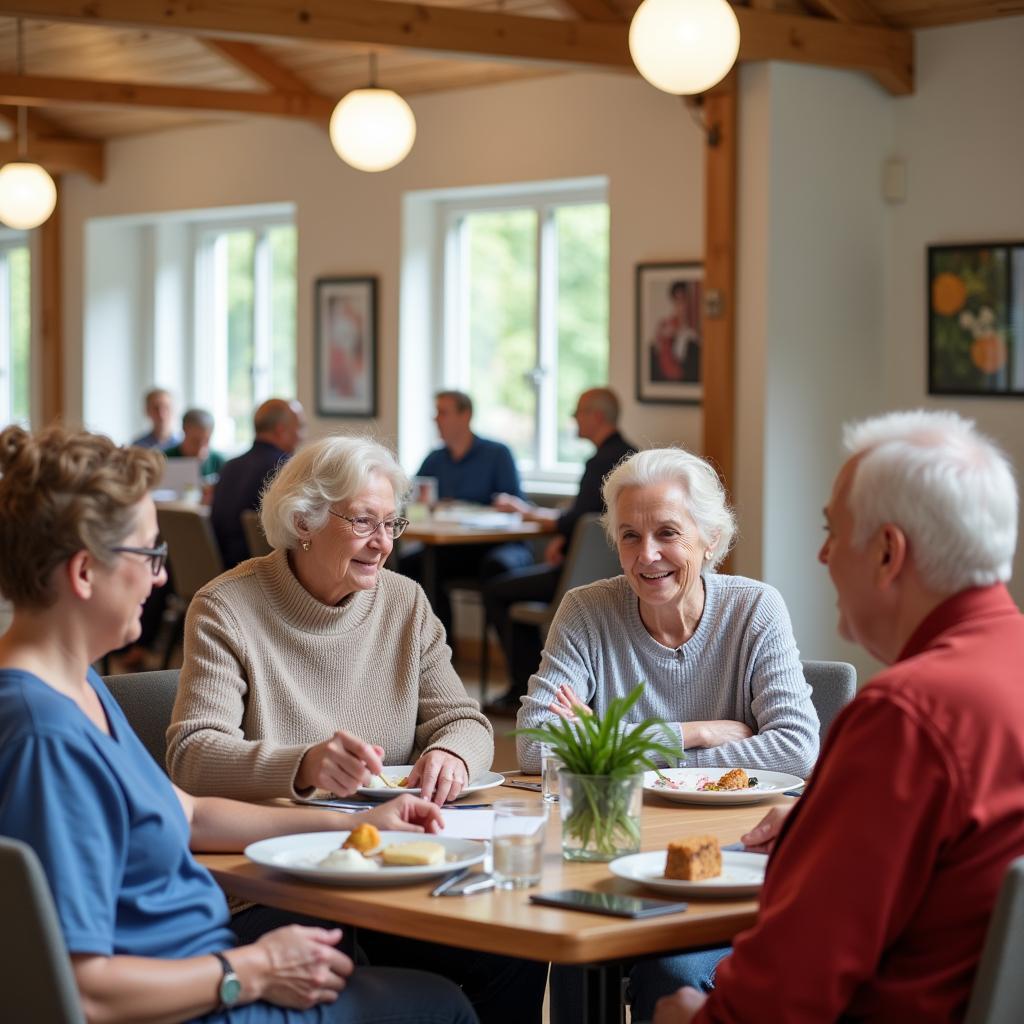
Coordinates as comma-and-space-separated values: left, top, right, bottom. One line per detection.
492, 799, 546, 889
541, 743, 562, 804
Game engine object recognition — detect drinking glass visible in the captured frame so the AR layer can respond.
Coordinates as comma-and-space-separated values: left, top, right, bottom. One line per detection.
492, 799, 546, 889
541, 743, 562, 804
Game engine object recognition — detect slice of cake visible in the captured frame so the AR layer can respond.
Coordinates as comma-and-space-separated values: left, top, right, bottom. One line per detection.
381, 841, 445, 866
665, 835, 722, 880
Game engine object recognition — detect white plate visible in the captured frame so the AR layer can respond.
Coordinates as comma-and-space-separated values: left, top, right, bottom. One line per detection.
245, 831, 486, 886
357, 766, 505, 802
643, 767, 804, 806
610, 849, 768, 898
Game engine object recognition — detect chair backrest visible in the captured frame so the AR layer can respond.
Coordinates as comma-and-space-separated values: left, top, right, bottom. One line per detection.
0, 837, 86, 1024
241, 508, 273, 557
802, 660, 857, 745
965, 856, 1024, 1024
157, 506, 224, 600
555, 513, 622, 603
101, 669, 180, 770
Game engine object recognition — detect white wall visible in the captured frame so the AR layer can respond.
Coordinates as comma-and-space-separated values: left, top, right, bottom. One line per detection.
62, 71, 705, 457
885, 16, 1024, 607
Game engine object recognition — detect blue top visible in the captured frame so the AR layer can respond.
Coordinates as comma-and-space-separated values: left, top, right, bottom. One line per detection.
211, 440, 290, 568
417, 436, 523, 504
0, 668, 235, 960
131, 430, 183, 452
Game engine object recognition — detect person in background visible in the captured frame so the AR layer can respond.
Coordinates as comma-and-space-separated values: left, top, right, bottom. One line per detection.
399, 390, 532, 641
651, 410, 1024, 1024
164, 407, 226, 484
131, 386, 182, 451
0, 423, 477, 1024
211, 398, 306, 569
483, 387, 636, 713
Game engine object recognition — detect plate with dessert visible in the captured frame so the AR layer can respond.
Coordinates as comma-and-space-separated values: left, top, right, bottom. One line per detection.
643, 767, 804, 806
245, 824, 486, 886
610, 835, 767, 898
357, 766, 505, 801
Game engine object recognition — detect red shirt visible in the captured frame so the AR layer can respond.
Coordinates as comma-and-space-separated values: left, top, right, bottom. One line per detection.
698, 584, 1024, 1024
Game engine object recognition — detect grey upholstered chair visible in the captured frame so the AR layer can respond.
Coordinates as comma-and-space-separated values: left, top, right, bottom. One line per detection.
242, 508, 273, 557
965, 856, 1024, 1024
0, 837, 86, 1024
508, 513, 621, 638
801, 660, 857, 745
102, 669, 180, 770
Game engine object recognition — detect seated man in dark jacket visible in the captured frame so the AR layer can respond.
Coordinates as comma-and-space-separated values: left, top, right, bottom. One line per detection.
483, 387, 636, 712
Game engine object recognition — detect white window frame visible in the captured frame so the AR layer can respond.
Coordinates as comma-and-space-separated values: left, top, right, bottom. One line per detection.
437, 182, 608, 484
0, 231, 29, 427
192, 213, 294, 450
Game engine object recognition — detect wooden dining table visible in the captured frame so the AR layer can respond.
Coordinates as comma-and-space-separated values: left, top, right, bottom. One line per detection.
199, 780, 785, 1023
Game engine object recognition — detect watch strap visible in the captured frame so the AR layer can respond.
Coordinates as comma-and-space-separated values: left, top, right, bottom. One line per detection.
214, 951, 242, 1009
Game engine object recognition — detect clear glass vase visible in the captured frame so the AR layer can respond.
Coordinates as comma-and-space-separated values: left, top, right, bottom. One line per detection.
558, 771, 643, 862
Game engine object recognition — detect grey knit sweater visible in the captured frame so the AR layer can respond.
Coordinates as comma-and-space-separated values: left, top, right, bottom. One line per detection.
166, 549, 493, 800
516, 573, 818, 776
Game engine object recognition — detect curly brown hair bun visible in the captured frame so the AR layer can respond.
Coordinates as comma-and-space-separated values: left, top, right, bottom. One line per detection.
0, 425, 164, 609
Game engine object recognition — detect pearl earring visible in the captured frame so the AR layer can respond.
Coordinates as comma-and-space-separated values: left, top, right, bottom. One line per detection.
704, 550, 712, 561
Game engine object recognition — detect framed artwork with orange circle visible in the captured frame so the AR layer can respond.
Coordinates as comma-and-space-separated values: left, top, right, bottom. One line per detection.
928, 243, 1024, 397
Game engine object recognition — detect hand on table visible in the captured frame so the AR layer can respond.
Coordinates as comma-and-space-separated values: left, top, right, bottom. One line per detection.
653, 986, 707, 1024
740, 804, 793, 854
296, 732, 383, 796
407, 750, 468, 805
543, 535, 566, 566
246, 925, 352, 1009
493, 493, 531, 514
683, 720, 753, 749
548, 684, 592, 722
362, 793, 444, 834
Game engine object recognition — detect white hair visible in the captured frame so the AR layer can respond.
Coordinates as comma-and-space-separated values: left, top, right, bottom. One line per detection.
843, 410, 1018, 594
260, 435, 409, 550
601, 447, 736, 569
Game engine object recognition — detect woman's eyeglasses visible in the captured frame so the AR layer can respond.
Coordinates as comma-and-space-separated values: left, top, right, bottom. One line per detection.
110, 541, 169, 577
328, 510, 410, 539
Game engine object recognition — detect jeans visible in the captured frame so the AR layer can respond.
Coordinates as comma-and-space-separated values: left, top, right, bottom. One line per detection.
549, 945, 729, 1024
231, 906, 546, 1024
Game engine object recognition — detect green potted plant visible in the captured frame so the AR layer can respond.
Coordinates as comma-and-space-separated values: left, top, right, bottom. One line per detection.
516, 683, 684, 862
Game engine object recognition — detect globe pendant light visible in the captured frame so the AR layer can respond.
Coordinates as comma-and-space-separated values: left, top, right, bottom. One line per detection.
0, 21, 56, 230
329, 54, 416, 173
629, 0, 741, 96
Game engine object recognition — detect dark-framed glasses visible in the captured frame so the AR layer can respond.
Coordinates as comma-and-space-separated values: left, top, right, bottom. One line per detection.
328, 510, 410, 539
110, 541, 168, 577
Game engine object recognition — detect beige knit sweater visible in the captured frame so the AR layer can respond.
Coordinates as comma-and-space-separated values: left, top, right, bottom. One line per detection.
166, 549, 494, 800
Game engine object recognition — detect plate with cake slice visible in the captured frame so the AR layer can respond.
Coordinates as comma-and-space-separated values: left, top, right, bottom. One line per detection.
610, 835, 768, 898
245, 830, 486, 886
357, 766, 506, 801
643, 767, 804, 805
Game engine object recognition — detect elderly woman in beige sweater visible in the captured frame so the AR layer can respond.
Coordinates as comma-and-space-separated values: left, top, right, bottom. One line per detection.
167, 434, 493, 806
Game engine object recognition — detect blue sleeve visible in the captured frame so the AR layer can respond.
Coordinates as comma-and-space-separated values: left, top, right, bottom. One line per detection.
0, 734, 126, 955
495, 444, 523, 499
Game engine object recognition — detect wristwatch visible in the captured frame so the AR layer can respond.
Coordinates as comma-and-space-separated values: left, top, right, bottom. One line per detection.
214, 951, 242, 1010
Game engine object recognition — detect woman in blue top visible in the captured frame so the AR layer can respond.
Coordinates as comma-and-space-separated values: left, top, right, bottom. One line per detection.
0, 424, 476, 1024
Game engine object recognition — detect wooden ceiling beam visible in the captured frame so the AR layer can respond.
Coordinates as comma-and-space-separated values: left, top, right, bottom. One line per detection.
0, 72, 336, 120
0, 1, 914, 93
557, 0, 625, 22
202, 38, 319, 94
802, 0, 885, 26
0, 135, 103, 179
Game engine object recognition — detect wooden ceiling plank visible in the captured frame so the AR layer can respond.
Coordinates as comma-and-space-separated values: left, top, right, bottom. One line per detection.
202, 38, 318, 93
802, 0, 885, 26
0, 1, 915, 94
557, 0, 624, 22
0, 71, 337, 118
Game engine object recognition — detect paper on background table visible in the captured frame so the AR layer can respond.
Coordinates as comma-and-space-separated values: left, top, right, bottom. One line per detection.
440, 808, 495, 840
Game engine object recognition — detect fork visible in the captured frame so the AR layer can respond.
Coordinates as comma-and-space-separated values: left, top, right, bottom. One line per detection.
377, 773, 402, 788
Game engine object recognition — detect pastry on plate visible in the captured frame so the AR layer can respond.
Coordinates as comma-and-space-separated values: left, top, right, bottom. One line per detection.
381, 840, 445, 866
342, 823, 381, 853
665, 835, 722, 880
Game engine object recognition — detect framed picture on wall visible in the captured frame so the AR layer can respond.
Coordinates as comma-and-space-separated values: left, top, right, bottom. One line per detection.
635, 261, 703, 404
927, 242, 1024, 397
315, 276, 378, 417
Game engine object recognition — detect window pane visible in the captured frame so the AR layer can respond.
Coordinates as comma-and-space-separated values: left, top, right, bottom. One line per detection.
226, 231, 256, 447
555, 203, 609, 466
269, 225, 297, 398
9, 247, 30, 424
465, 209, 538, 467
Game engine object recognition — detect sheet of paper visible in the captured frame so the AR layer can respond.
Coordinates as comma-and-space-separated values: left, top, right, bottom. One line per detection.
440, 808, 495, 840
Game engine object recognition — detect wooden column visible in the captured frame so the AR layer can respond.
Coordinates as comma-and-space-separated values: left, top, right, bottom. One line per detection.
38, 177, 63, 425
701, 74, 738, 498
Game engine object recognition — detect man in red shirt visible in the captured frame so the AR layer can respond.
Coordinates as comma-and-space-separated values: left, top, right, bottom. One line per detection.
654, 410, 1024, 1024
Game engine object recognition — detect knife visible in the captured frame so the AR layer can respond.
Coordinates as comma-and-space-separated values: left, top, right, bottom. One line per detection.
501, 779, 542, 792
438, 873, 495, 897
430, 866, 472, 897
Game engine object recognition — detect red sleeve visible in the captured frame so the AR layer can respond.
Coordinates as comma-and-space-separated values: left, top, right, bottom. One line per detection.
696, 690, 960, 1024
